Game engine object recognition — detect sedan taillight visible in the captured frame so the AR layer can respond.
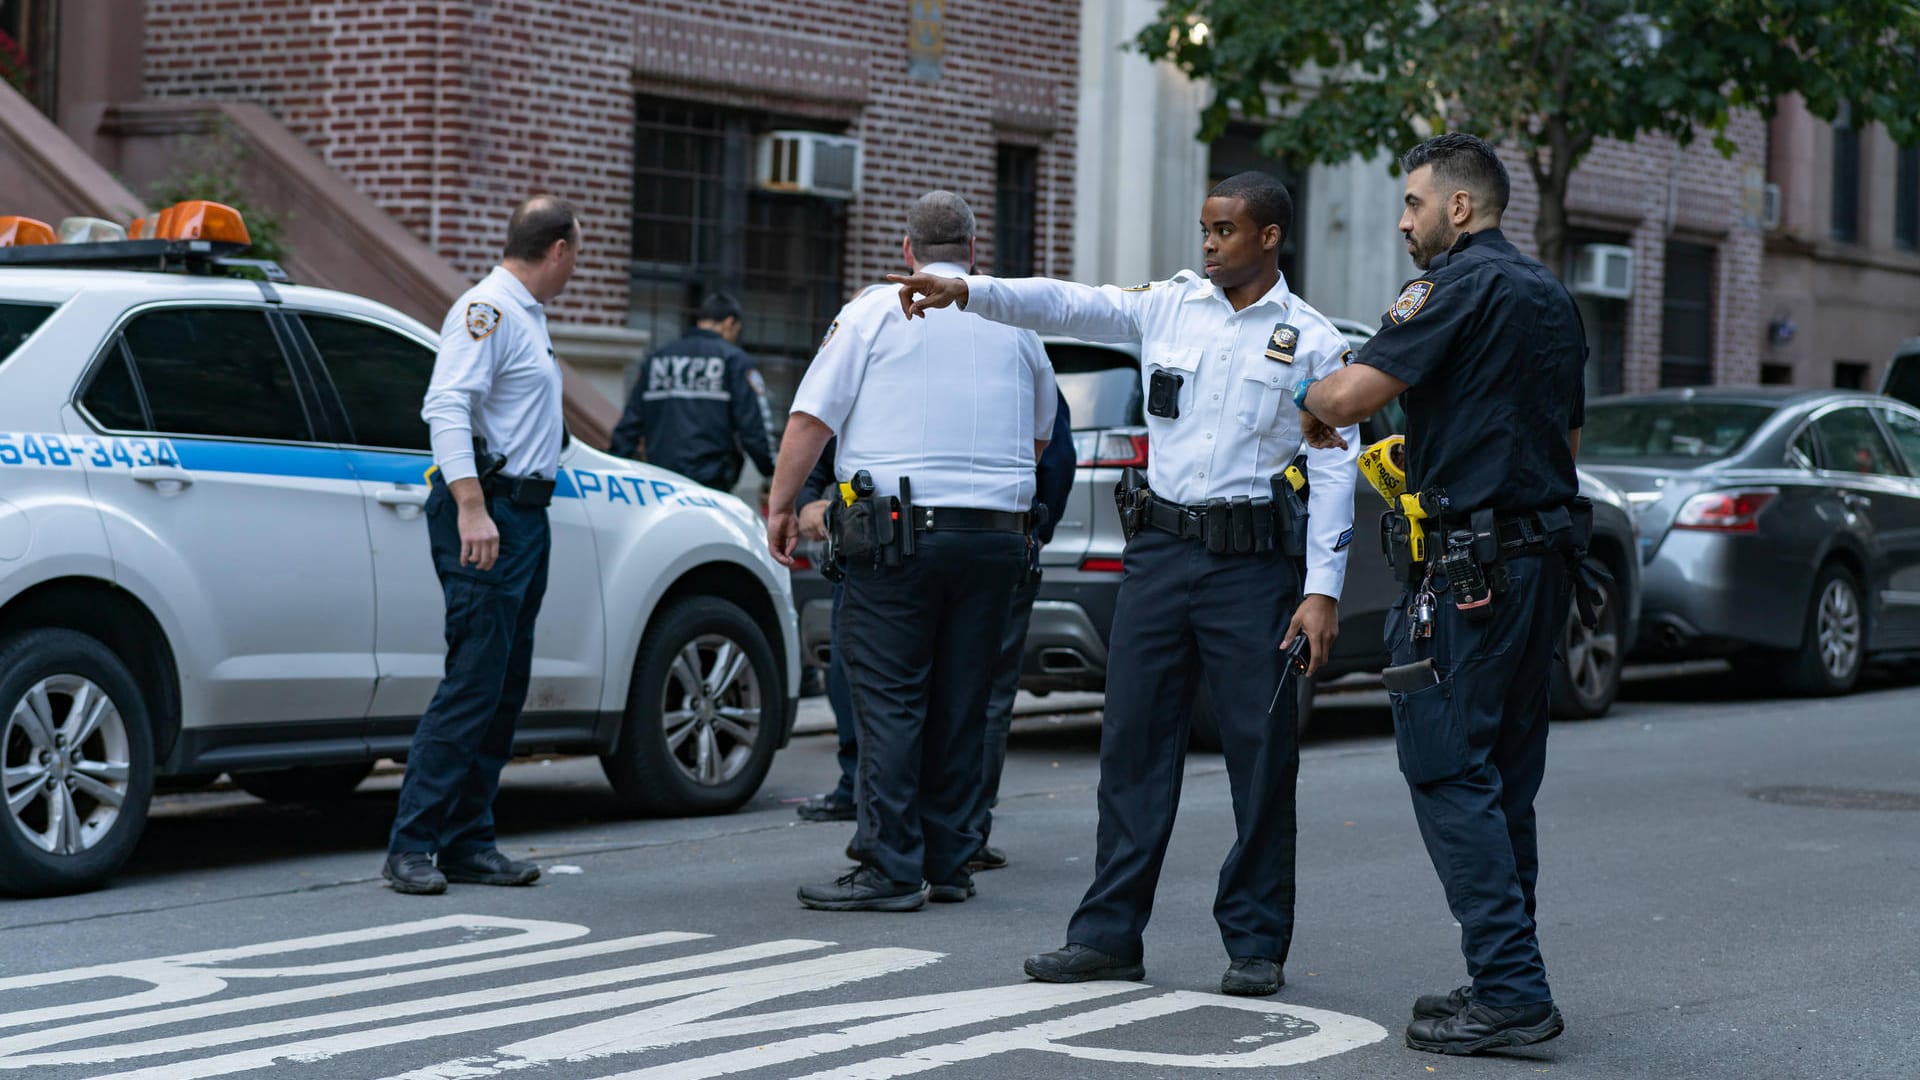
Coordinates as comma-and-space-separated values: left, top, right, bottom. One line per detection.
1077, 432, 1149, 468
1673, 489, 1777, 532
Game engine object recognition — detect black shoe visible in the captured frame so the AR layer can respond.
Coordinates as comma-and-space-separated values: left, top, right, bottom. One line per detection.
845, 840, 869, 863
1220, 957, 1283, 996
1405, 1001, 1565, 1055
798, 865, 927, 912
439, 849, 540, 886
797, 794, 857, 822
965, 845, 1009, 872
1412, 985, 1474, 1020
928, 869, 975, 903
382, 852, 446, 895
1024, 943, 1145, 983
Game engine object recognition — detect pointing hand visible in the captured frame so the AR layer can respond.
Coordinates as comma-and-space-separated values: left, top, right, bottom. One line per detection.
886, 273, 969, 319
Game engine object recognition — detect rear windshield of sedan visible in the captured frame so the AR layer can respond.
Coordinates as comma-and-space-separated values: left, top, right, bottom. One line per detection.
1581, 401, 1775, 463
0, 301, 56, 369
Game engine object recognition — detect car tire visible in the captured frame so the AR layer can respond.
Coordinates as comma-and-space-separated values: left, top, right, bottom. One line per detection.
0, 629, 154, 898
1551, 556, 1624, 720
1781, 562, 1866, 696
232, 763, 374, 803
1189, 672, 1315, 752
602, 596, 782, 816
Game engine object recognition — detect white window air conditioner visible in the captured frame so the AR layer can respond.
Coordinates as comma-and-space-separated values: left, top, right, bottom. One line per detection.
1569, 243, 1634, 300
1760, 182, 1782, 231
755, 131, 861, 199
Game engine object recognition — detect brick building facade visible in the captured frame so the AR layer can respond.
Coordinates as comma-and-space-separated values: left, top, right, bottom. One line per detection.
141, 0, 1080, 414
1497, 112, 1769, 396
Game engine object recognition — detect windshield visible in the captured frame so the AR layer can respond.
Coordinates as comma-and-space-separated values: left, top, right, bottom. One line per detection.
1580, 401, 1776, 463
0, 302, 55, 369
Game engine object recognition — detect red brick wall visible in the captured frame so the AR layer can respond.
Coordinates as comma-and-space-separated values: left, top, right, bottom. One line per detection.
1498, 113, 1768, 392
144, 1, 1078, 325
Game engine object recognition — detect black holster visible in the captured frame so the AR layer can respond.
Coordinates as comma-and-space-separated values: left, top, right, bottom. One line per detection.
1383, 509, 1418, 583
1270, 472, 1309, 559
1115, 467, 1148, 541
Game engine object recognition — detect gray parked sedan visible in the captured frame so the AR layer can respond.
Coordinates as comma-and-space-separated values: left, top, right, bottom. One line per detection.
1581, 387, 1920, 695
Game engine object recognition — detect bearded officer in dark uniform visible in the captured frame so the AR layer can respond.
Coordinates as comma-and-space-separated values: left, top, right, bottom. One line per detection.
1296, 133, 1590, 1055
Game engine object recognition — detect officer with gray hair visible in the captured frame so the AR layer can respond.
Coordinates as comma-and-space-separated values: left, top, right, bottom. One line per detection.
768, 190, 1057, 911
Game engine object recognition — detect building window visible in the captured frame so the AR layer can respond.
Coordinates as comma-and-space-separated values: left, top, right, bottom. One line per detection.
0, 0, 57, 116
1832, 103, 1861, 245
1833, 360, 1869, 390
1896, 146, 1919, 253
631, 98, 847, 424
1659, 243, 1715, 387
1760, 363, 1794, 386
1208, 124, 1307, 293
994, 144, 1038, 277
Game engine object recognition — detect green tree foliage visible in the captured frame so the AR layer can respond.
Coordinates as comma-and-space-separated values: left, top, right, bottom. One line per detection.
1137, 0, 1920, 274
147, 122, 291, 268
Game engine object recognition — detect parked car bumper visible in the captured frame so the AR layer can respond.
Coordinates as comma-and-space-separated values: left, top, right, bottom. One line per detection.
1637, 531, 1806, 654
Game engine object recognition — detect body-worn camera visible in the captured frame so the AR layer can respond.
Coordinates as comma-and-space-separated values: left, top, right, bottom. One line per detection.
1147, 369, 1183, 419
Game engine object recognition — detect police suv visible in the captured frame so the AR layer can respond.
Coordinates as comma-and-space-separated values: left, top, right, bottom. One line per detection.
0, 206, 800, 897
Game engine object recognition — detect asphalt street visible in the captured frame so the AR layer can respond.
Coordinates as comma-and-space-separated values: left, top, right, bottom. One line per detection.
3, 667, 1917, 1079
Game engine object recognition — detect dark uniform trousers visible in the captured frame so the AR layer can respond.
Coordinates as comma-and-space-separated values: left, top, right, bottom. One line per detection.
1068, 529, 1303, 963
825, 581, 857, 806
837, 529, 1028, 886
1385, 554, 1569, 1008
967, 568, 1043, 846
389, 475, 552, 858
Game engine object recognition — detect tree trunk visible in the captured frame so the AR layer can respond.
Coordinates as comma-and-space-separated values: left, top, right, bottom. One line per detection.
1532, 115, 1576, 280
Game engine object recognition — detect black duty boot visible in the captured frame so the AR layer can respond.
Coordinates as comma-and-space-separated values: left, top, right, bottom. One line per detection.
1412, 985, 1473, 1020
1220, 957, 1283, 996
797, 865, 927, 912
1024, 943, 1145, 983
1405, 1001, 1565, 1055
797, 794, 857, 822
439, 849, 540, 886
965, 845, 1009, 872
382, 852, 447, 895
928, 868, 975, 903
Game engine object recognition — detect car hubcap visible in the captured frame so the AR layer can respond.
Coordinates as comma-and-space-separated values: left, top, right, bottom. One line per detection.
1817, 579, 1862, 680
660, 634, 761, 787
1563, 590, 1618, 703
3, 675, 131, 854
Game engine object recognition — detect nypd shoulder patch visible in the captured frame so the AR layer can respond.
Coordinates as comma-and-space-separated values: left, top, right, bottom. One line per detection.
1121, 282, 1154, 292
465, 302, 502, 341
819, 320, 840, 350
1388, 280, 1434, 324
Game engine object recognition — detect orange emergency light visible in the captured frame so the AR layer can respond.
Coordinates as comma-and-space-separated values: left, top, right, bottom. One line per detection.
155, 200, 251, 246
0, 216, 57, 247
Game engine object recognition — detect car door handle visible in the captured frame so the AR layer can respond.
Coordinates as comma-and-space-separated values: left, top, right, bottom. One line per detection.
129, 465, 194, 488
375, 486, 429, 508
1841, 491, 1872, 510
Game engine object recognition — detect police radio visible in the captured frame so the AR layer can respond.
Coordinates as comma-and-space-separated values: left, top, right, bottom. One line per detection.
1442, 530, 1493, 618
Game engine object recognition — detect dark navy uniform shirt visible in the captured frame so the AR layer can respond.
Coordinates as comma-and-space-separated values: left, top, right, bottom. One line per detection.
1355, 228, 1586, 516
609, 327, 777, 490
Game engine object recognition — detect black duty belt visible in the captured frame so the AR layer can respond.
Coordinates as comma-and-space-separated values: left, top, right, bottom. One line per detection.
480, 472, 557, 509
911, 506, 1030, 533
1144, 495, 1212, 541
1493, 513, 1554, 555
1141, 493, 1282, 554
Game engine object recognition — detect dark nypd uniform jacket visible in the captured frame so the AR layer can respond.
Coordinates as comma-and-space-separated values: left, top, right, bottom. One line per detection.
609, 327, 777, 491
1353, 226, 1586, 1011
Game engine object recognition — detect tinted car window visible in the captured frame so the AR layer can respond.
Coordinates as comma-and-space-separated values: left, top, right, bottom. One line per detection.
1580, 401, 1774, 463
1786, 425, 1820, 471
301, 314, 434, 451
120, 308, 311, 441
1876, 408, 1920, 473
1813, 407, 1904, 476
81, 344, 148, 431
0, 301, 54, 368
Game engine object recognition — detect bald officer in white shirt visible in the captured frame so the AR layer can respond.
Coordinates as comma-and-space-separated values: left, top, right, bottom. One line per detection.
768, 191, 1057, 912
893, 172, 1359, 996
384, 195, 579, 897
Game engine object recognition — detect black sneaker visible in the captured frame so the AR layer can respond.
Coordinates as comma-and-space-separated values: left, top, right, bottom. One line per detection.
1412, 985, 1473, 1020
1220, 957, 1283, 996
439, 849, 540, 886
798, 865, 927, 912
928, 869, 975, 903
797, 794, 857, 822
1024, 943, 1145, 983
382, 852, 446, 895
1405, 1001, 1565, 1055
965, 845, 1009, 872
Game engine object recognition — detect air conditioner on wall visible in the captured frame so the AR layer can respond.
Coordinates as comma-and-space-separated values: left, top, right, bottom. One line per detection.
755, 131, 861, 199
1569, 244, 1634, 300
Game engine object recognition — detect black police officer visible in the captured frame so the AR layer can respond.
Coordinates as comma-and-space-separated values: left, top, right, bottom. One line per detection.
1296, 133, 1586, 1055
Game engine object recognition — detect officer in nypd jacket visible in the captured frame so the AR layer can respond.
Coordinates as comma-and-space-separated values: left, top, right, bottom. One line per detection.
892, 172, 1359, 997
609, 293, 777, 492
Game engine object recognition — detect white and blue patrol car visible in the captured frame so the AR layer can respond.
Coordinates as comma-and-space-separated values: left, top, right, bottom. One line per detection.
0, 231, 800, 897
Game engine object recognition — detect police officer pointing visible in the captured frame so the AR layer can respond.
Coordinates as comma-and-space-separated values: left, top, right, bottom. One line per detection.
383, 195, 580, 896
768, 191, 1057, 911
894, 172, 1359, 996
1296, 134, 1587, 1054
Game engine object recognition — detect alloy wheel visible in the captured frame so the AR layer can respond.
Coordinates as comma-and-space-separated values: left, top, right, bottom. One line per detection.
1817, 578, 1862, 681
3, 675, 132, 855
1563, 589, 1619, 705
659, 633, 763, 788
